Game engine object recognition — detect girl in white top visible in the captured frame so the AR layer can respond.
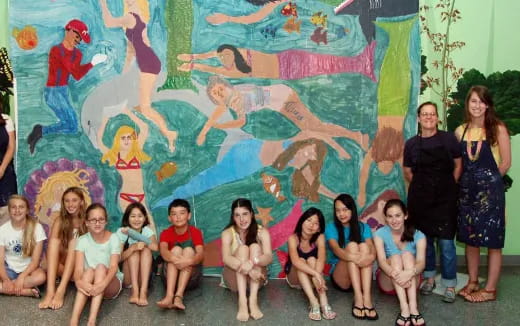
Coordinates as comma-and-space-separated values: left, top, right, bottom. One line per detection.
70, 203, 122, 326
221, 198, 272, 322
40, 186, 88, 310
117, 202, 158, 306
0, 195, 46, 297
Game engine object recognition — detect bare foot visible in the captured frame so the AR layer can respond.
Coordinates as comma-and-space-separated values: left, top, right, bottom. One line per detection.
50, 292, 65, 310
87, 320, 96, 326
249, 299, 263, 320
172, 295, 185, 310
156, 297, 173, 309
237, 298, 249, 322
129, 296, 139, 304
137, 290, 149, 306
39, 294, 53, 309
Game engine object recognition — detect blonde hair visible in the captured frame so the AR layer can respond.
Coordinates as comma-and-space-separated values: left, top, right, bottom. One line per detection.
101, 125, 151, 166
124, 0, 150, 23
34, 169, 92, 219
57, 187, 88, 250
8, 195, 38, 257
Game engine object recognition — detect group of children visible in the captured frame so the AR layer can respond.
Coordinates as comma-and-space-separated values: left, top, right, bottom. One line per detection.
0, 188, 427, 326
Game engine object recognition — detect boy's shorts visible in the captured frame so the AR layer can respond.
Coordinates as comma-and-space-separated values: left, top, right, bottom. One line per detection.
160, 263, 202, 291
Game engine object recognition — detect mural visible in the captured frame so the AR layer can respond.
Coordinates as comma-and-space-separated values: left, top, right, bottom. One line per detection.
10, 0, 419, 276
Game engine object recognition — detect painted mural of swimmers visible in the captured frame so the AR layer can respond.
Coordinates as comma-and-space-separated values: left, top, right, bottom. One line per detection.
177, 42, 376, 82
153, 137, 335, 209
198, 76, 368, 159
27, 19, 107, 154
97, 109, 156, 232
357, 126, 404, 207
206, 0, 290, 25
99, 0, 178, 152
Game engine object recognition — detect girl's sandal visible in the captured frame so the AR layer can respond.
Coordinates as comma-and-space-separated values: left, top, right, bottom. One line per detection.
458, 281, 479, 298
309, 305, 322, 321
410, 313, 426, 326
464, 288, 497, 303
321, 304, 337, 320
395, 314, 411, 326
364, 306, 379, 321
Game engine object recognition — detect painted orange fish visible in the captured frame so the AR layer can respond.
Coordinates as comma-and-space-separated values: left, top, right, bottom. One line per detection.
261, 173, 286, 202
12, 25, 38, 50
281, 2, 298, 17
155, 161, 177, 182
283, 17, 302, 34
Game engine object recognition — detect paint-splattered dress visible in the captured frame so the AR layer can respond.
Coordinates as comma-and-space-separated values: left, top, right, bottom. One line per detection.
457, 126, 505, 249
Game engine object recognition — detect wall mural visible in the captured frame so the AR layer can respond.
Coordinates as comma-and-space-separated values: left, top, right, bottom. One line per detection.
10, 0, 419, 276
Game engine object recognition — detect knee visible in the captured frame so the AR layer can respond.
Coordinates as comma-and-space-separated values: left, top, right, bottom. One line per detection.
249, 243, 261, 255
171, 246, 183, 256
182, 247, 195, 257
306, 257, 317, 268
95, 264, 108, 274
237, 245, 250, 259
345, 242, 359, 253
358, 242, 370, 253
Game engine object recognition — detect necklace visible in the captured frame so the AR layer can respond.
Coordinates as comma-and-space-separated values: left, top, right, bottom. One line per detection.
466, 126, 484, 162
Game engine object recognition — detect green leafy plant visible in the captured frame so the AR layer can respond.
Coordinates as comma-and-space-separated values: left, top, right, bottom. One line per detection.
420, 0, 465, 128
0, 47, 14, 115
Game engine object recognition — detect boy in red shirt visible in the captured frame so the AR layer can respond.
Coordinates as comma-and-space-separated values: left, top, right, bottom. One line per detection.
157, 199, 204, 310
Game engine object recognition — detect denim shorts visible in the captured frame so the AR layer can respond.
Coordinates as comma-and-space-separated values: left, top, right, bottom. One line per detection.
4, 262, 20, 280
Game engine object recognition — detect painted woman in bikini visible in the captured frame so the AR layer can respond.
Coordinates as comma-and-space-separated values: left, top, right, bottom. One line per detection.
198, 76, 368, 160
97, 109, 156, 232
99, 0, 177, 151
39, 187, 88, 310
177, 43, 376, 82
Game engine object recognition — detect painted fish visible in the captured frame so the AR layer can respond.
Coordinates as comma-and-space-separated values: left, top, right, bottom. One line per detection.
310, 27, 328, 45
260, 24, 278, 39
261, 173, 285, 201
281, 2, 298, 17
12, 25, 38, 50
310, 11, 328, 28
155, 161, 177, 182
283, 17, 302, 34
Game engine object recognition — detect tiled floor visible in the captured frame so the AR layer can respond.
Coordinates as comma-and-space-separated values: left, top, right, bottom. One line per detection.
1, 266, 518, 325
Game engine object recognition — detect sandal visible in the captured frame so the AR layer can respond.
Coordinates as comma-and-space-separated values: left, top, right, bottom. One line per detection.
309, 304, 321, 321
352, 303, 365, 320
363, 306, 379, 321
321, 304, 336, 320
464, 288, 497, 303
410, 313, 426, 326
458, 281, 479, 298
395, 313, 411, 326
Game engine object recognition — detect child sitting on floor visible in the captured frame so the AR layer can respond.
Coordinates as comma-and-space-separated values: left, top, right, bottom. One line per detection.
157, 199, 204, 310
0, 195, 46, 298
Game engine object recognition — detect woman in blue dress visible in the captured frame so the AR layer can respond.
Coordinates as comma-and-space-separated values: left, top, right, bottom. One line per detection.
455, 85, 511, 303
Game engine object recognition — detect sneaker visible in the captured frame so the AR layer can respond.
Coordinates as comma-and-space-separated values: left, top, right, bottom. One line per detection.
442, 287, 456, 303
420, 280, 436, 295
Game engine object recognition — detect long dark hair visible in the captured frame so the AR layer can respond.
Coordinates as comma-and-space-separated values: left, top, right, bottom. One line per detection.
246, 0, 279, 6
464, 85, 507, 146
217, 44, 252, 74
333, 194, 362, 247
224, 198, 258, 245
294, 207, 325, 245
383, 199, 415, 242
121, 202, 150, 229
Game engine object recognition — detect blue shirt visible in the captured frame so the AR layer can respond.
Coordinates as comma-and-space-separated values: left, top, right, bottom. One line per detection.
325, 222, 372, 265
374, 225, 425, 258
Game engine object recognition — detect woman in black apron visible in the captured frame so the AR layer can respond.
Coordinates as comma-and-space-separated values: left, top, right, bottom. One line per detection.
0, 112, 18, 225
455, 86, 511, 303
403, 102, 462, 303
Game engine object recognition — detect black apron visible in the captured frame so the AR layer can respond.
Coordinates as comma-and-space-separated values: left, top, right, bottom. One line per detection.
0, 124, 17, 206
407, 136, 458, 239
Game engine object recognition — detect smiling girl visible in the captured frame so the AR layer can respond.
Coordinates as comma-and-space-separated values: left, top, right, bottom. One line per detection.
69, 203, 122, 326
0, 195, 46, 298
117, 202, 158, 306
325, 194, 377, 320
373, 199, 426, 326
221, 198, 272, 322
40, 187, 88, 309
286, 207, 336, 321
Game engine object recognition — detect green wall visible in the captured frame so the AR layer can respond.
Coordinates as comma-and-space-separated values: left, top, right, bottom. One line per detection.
2, 1, 519, 254
420, 0, 520, 255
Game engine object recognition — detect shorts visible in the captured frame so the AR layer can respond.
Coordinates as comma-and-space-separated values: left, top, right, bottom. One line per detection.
105, 277, 123, 300
375, 268, 423, 295
4, 262, 21, 280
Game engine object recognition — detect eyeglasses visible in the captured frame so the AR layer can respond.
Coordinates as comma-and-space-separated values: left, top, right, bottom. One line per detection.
87, 218, 107, 225
420, 112, 437, 117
